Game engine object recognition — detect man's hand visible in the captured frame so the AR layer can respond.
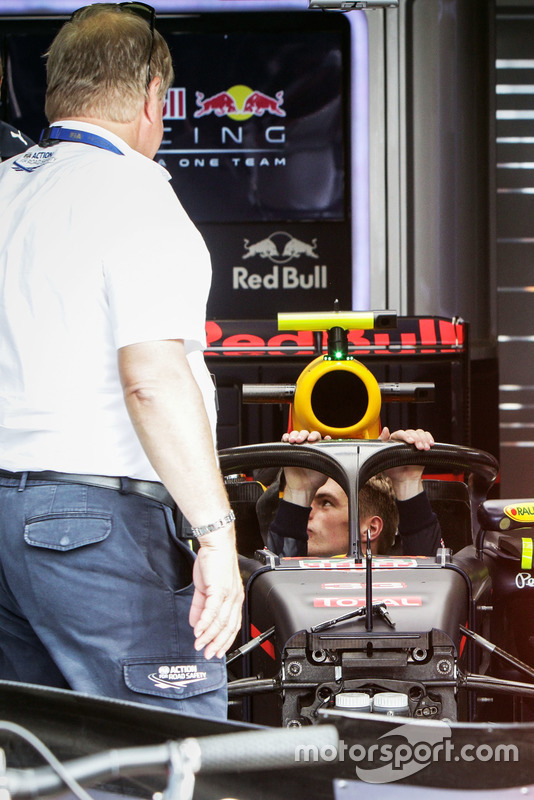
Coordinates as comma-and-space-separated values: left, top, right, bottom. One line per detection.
190, 530, 244, 660
282, 429, 331, 507
379, 427, 435, 500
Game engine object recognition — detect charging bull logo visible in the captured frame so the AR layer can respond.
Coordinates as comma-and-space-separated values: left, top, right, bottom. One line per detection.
242, 232, 319, 264
194, 85, 286, 120
242, 236, 279, 261
194, 91, 238, 118
242, 90, 286, 117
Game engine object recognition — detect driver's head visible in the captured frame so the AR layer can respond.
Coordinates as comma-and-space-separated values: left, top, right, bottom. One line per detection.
307, 474, 398, 557
359, 473, 399, 555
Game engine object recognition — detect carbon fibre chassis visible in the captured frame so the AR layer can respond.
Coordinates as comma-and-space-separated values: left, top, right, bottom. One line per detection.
220, 440, 500, 727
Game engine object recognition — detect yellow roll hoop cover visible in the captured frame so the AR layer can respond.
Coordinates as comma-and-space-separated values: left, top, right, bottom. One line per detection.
291, 356, 382, 439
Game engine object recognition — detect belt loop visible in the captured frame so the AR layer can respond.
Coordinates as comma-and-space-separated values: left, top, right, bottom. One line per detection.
18, 472, 28, 492
119, 477, 130, 495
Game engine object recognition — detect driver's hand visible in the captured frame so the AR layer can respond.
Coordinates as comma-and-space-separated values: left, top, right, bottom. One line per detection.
282, 430, 331, 506
380, 427, 434, 451
379, 427, 435, 500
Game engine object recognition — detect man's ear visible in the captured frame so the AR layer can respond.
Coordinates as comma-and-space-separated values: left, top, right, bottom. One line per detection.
145, 76, 162, 123
361, 515, 383, 542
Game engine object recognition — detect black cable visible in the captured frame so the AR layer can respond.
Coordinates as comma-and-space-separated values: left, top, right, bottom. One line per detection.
0, 721, 94, 800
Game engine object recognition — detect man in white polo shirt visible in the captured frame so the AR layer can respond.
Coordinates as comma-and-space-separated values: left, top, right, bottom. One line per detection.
0, 3, 242, 719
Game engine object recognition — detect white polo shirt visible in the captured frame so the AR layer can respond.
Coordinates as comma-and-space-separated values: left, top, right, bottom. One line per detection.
0, 121, 216, 480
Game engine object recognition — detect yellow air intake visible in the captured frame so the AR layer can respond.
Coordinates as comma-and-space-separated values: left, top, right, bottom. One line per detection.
291, 355, 382, 439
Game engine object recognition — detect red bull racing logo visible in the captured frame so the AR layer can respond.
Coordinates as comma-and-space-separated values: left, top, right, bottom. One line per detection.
194, 85, 286, 120
234, 231, 327, 291
160, 84, 287, 169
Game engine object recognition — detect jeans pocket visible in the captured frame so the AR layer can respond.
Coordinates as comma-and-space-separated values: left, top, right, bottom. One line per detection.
122, 582, 226, 704
24, 513, 111, 551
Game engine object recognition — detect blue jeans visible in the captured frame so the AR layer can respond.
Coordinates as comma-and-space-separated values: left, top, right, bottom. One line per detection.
0, 475, 227, 719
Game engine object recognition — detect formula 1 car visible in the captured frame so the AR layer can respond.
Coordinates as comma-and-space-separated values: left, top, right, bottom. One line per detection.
3, 436, 534, 799
220, 437, 534, 733
3, 310, 534, 797
216, 311, 534, 740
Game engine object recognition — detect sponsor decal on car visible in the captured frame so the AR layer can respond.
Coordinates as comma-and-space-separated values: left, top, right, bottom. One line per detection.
321, 581, 408, 589
297, 558, 420, 570
504, 504, 534, 523
313, 596, 423, 608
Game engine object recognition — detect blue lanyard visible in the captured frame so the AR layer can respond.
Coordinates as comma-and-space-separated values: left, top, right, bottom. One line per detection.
39, 126, 124, 155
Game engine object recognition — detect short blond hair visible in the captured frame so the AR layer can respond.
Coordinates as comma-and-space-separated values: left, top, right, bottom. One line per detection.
45, 5, 174, 124
359, 474, 399, 554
